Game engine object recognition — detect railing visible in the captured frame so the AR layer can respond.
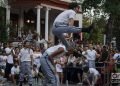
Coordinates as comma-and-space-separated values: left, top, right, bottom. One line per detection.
62, 62, 120, 86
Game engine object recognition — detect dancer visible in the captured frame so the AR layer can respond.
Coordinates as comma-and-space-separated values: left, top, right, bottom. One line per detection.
40, 43, 72, 86
52, 2, 94, 49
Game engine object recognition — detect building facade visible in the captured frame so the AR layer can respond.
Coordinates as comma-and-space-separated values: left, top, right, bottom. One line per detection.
5, 0, 82, 43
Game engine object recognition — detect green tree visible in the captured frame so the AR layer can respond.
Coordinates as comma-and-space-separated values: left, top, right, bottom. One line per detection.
81, 0, 120, 48
83, 15, 106, 44
103, 0, 120, 48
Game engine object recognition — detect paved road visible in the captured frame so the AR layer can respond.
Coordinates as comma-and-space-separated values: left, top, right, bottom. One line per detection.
0, 82, 120, 86
1, 78, 81, 86
2, 81, 81, 86
2, 83, 79, 86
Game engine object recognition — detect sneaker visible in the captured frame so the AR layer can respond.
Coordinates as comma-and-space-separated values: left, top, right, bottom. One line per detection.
77, 82, 82, 85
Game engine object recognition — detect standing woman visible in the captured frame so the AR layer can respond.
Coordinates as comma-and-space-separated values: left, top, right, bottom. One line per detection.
13, 47, 20, 64
33, 46, 42, 69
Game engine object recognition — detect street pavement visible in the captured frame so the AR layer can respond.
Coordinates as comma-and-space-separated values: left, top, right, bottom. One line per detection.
2, 81, 117, 86
1, 79, 81, 86
1, 83, 80, 86
1, 81, 81, 86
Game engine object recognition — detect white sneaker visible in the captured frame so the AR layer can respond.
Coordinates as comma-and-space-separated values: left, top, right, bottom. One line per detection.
77, 82, 82, 85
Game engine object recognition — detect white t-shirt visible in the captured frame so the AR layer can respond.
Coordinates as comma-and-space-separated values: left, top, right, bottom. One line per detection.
11, 66, 20, 75
7, 55, 13, 64
54, 10, 76, 24
33, 52, 42, 68
19, 48, 33, 62
82, 51, 88, 59
45, 44, 67, 59
5, 47, 11, 54
89, 68, 100, 76
113, 53, 120, 60
56, 64, 63, 72
86, 49, 97, 60
33, 52, 42, 59
5, 47, 13, 64
0, 55, 7, 66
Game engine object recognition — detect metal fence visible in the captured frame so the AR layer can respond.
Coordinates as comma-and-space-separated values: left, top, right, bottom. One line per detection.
63, 62, 120, 86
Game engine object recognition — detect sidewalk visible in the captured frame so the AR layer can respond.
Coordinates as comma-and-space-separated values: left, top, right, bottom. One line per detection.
1, 82, 80, 86
1, 78, 82, 86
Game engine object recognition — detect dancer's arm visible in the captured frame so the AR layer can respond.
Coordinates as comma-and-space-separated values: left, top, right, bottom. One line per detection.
66, 18, 74, 40
68, 18, 74, 26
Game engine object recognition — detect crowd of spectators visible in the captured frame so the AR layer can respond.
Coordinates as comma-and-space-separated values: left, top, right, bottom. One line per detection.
0, 31, 119, 86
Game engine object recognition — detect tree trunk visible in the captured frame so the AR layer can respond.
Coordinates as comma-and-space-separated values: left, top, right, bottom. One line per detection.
114, 15, 120, 50
106, 14, 114, 45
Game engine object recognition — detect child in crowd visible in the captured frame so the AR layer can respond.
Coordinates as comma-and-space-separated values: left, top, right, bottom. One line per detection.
10, 62, 20, 85
55, 59, 63, 85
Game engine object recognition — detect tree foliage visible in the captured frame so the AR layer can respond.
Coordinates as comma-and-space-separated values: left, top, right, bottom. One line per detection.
104, 0, 120, 15
83, 15, 106, 44
82, 0, 102, 11
81, 0, 120, 48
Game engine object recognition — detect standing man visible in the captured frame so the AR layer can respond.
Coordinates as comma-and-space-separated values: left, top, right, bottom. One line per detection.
113, 49, 120, 72
4, 43, 14, 81
40, 44, 71, 86
19, 41, 33, 86
52, 2, 94, 49
83, 44, 99, 68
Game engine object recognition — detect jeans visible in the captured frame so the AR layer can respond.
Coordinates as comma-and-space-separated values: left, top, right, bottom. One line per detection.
88, 60, 95, 68
52, 22, 82, 48
40, 53, 59, 86
19, 61, 32, 85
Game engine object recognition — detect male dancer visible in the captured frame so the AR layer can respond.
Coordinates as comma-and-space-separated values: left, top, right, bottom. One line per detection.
52, 2, 94, 49
40, 43, 72, 86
